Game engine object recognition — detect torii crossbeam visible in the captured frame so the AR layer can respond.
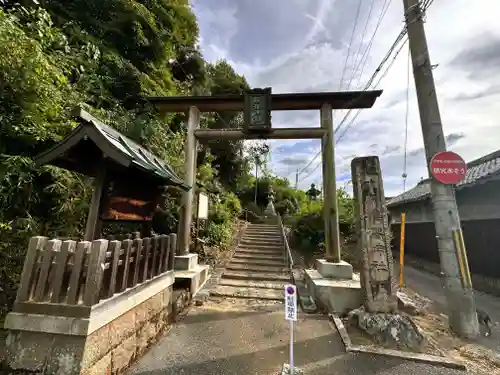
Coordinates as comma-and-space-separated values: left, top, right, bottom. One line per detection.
147, 89, 382, 274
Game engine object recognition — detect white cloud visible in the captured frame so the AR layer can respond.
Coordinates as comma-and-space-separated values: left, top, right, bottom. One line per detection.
193, 0, 500, 196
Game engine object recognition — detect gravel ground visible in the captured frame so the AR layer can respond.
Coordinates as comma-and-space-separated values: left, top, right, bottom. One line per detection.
396, 264, 500, 352
126, 298, 471, 375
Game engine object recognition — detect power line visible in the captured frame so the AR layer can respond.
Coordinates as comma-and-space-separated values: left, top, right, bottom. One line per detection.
338, 0, 363, 92
334, 36, 408, 144
300, 37, 408, 184
335, 0, 437, 144
296, 0, 437, 185
331, 0, 364, 129
353, 0, 393, 89
296, 1, 395, 178
346, 0, 378, 90
297, 30, 407, 179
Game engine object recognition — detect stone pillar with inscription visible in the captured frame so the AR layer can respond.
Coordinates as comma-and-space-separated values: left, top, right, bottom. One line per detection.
351, 156, 398, 313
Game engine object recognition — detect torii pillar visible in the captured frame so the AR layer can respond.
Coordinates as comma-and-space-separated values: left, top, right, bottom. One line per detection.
176, 106, 200, 272
315, 104, 353, 279
173, 105, 211, 299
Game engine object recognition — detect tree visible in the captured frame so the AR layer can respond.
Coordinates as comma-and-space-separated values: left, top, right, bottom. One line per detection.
203, 60, 250, 191
0, 3, 254, 321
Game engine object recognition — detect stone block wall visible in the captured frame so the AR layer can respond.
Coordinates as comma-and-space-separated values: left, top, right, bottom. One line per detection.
82, 285, 174, 375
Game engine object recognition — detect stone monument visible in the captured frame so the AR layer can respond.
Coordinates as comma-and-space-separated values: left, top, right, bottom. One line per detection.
351, 156, 397, 313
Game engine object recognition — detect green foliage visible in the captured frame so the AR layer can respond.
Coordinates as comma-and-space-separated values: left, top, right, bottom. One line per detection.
205, 222, 233, 247
202, 191, 241, 246
0, 3, 254, 321
238, 173, 307, 216
220, 191, 242, 218
275, 199, 296, 216
291, 188, 355, 254
0, 8, 78, 156
203, 60, 250, 191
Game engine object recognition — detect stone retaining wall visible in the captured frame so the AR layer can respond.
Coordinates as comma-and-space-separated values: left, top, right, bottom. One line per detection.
4, 271, 193, 374
82, 285, 175, 374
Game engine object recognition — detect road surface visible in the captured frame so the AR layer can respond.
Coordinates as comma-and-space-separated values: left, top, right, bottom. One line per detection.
127, 297, 469, 375
398, 264, 500, 352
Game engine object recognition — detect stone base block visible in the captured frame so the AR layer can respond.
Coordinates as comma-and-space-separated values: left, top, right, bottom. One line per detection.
316, 259, 353, 279
304, 269, 362, 315
174, 264, 210, 295
5, 330, 86, 374
174, 253, 198, 271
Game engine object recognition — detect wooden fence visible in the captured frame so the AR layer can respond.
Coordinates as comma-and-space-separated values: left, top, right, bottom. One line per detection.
13, 233, 177, 318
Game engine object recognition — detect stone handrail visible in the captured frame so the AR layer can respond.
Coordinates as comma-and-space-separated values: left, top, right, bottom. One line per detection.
13, 233, 177, 317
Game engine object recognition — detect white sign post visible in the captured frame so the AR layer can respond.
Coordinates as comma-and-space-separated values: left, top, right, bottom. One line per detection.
285, 284, 297, 375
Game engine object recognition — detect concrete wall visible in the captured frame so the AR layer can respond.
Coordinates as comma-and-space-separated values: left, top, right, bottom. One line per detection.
389, 180, 500, 295
4, 271, 189, 375
390, 180, 500, 224
391, 219, 500, 278
391, 250, 500, 298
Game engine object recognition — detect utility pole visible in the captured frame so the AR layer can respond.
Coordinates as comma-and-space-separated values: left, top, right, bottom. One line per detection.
295, 169, 299, 189
403, 0, 479, 338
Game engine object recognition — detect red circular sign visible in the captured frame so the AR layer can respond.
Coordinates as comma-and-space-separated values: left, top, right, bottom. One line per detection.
430, 151, 467, 184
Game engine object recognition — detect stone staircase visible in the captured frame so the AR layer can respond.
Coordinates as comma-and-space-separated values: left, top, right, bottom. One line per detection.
210, 223, 290, 301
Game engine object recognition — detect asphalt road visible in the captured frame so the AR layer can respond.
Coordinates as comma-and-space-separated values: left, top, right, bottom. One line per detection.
127, 298, 470, 375
397, 264, 500, 352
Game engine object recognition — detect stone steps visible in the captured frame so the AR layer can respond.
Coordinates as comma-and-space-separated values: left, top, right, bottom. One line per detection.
222, 270, 290, 282
210, 285, 284, 301
243, 231, 281, 236
245, 225, 280, 230
236, 247, 283, 257
240, 235, 282, 240
239, 241, 283, 248
232, 253, 283, 261
238, 243, 284, 251
218, 278, 286, 290
229, 258, 286, 267
226, 263, 286, 273
239, 244, 283, 250
206, 223, 290, 302
241, 234, 282, 240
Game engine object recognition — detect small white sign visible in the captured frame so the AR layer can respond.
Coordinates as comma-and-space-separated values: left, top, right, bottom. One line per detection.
198, 193, 209, 220
284, 284, 297, 321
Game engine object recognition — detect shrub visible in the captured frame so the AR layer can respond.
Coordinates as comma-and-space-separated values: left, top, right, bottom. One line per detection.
205, 221, 232, 247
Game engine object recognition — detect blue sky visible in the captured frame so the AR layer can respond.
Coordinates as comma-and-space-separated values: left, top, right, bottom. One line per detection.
191, 0, 500, 196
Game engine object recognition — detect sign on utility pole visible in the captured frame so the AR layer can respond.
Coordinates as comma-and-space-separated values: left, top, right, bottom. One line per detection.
430, 151, 467, 184
403, 0, 479, 338
284, 284, 297, 375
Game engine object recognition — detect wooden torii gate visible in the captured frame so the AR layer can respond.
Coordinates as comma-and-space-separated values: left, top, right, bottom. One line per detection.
148, 89, 382, 275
